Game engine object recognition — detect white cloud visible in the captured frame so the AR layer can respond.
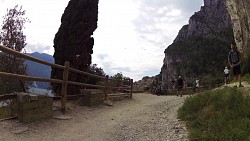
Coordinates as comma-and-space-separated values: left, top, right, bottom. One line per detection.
0, 0, 69, 46
25, 43, 52, 54
166, 9, 181, 17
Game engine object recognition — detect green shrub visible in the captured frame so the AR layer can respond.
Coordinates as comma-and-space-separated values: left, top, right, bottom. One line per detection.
178, 87, 250, 141
242, 73, 250, 84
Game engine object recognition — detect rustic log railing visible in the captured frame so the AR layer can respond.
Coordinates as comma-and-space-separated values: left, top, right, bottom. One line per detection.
0, 45, 133, 112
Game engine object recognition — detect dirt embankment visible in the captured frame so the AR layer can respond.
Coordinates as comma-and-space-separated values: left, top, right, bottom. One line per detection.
0, 93, 189, 141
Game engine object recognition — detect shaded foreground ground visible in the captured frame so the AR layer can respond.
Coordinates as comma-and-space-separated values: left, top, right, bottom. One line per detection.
0, 93, 189, 141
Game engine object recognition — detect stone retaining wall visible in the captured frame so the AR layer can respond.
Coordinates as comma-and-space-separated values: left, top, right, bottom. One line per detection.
17, 93, 53, 123
0, 104, 12, 119
0, 93, 53, 123
80, 89, 105, 107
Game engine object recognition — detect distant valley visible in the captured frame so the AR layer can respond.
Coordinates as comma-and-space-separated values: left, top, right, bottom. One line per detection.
24, 52, 54, 89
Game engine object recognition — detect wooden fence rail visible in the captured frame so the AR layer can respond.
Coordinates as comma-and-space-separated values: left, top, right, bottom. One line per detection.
0, 45, 133, 112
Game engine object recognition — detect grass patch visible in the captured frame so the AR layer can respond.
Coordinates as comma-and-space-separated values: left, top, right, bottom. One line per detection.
242, 74, 250, 84
178, 87, 250, 141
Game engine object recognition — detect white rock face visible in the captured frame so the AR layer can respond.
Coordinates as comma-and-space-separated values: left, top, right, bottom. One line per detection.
225, 0, 250, 53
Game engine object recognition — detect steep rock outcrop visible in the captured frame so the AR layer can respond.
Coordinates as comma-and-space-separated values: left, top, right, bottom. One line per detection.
161, 0, 233, 88
174, 0, 232, 43
51, 0, 99, 95
225, 0, 250, 53
133, 76, 156, 92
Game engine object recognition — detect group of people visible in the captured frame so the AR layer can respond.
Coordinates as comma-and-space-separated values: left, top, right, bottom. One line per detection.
176, 41, 243, 97
176, 76, 199, 97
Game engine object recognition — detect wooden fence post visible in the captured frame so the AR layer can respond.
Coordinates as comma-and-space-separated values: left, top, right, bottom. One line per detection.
130, 79, 133, 99
61, 61, 70, 113
104, 75, 109, 100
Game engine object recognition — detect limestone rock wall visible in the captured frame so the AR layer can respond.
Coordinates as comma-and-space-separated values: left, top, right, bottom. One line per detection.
224, 0, 250, 53
133, 76, 156, 92
174, 0, 232, 43
161, 52, 182, 89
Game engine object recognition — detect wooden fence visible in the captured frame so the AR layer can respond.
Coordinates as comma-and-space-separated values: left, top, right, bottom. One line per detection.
0, 45, 133, 112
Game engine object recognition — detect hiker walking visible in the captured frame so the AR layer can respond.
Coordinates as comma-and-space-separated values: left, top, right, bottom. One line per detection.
176, 76, 184, 97
171, 80, 176, 89
195, 78, 200, 93
228, 42, 243, 87
224, 66, 230, 85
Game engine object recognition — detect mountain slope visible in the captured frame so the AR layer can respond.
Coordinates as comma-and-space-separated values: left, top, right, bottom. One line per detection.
161, 0, 234, 89
24, 52, 54, 89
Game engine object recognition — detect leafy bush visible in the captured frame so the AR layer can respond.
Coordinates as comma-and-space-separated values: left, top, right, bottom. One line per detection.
242, 73, 250, 84
178, 87, 250, 141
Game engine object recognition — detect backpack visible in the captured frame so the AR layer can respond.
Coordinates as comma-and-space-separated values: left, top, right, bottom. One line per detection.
229, 50, 239, 64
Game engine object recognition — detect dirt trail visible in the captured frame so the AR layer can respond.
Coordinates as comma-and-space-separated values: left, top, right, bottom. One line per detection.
0, 93, 189, 141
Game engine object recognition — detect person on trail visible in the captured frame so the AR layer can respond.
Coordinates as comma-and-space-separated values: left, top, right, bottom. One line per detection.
195, 78, 200, 93
228, 42, 243, 87
224, 66, 230, 85
176, 76, 184, 97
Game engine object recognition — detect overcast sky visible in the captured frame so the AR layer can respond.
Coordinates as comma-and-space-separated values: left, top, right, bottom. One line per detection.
0, 0, 203, 81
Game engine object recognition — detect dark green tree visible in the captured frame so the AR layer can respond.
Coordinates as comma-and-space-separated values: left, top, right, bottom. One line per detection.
86, 64, 106, 86
111, 72, 130, 87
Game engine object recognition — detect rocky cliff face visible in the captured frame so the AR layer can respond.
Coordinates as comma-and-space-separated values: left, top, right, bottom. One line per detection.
174, 0, 232, 43
51, 0, 99, 95
224, 0, 250, 53
161, 0, 233, 89
133, 76, 156, 92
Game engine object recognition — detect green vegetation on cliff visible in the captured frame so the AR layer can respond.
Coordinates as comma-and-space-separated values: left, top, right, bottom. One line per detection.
166, 29, 234, 86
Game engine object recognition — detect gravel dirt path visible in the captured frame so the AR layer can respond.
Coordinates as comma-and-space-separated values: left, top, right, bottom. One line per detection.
0, 93, 189, 141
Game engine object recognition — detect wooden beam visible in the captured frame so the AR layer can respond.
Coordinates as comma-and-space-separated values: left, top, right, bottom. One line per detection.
52, 94, 86, 100
104, 75, 109, 100
67, 81, 106, 89
0, 93, 17, 100
69, 67, 105, 79
0, 45, 64, 70
0, 72, 63, 83
130, 79, 133, 99
61, 61, 69, 113
108, 93, 130, 97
